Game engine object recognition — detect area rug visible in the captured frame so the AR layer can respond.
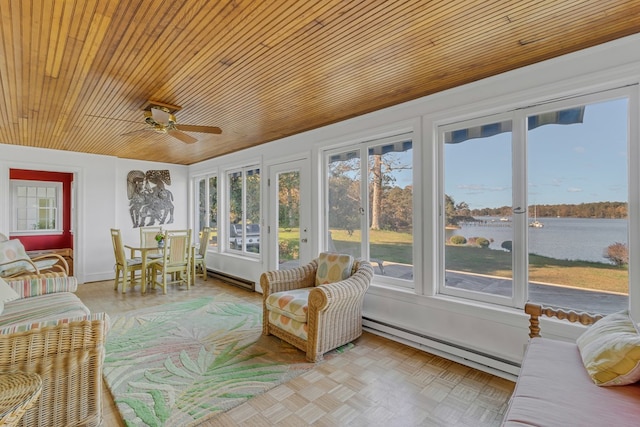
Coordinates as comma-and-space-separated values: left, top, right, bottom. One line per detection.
103, 296, 343, 427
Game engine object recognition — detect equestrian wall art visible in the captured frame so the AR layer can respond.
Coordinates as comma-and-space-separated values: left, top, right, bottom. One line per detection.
127, 169, 175, 227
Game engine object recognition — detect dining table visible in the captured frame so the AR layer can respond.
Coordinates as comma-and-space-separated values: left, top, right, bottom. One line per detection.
124, 243, 162, 294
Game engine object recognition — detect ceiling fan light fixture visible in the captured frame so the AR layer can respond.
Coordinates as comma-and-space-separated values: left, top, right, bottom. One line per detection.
130, 101, 221, 143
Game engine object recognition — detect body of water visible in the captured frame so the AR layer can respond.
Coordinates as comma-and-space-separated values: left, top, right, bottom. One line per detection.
447, 217, 627, 264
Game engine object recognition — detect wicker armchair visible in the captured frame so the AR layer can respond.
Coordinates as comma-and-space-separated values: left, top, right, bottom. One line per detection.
261, 256, 373, 362
0, 274, 109, 427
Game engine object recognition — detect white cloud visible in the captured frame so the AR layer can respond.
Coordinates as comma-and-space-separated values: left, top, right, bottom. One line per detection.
457, 184, 508, 192
567, 187, 583, 193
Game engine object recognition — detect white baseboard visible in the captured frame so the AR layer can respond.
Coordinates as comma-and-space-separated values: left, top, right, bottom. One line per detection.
362, 318, 519, 381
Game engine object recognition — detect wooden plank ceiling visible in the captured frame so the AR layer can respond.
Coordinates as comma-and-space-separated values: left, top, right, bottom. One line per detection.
1, 0, 640, 165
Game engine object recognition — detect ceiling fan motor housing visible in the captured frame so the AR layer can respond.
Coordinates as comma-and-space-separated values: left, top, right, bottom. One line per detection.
143, 109, 177, 132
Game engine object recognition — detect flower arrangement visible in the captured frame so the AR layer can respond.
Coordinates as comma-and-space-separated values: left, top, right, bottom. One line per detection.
155, 232, 164, 245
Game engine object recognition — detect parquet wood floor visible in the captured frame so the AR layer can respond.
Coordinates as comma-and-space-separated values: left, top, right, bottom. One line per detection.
77, 277, 514, 426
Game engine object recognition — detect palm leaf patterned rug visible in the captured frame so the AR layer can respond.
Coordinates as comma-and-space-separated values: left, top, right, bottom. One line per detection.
103, 296, 333, 426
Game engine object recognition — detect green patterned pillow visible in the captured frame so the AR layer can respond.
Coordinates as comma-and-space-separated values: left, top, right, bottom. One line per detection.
315, 252, 354, 286
576, 310, 640, 386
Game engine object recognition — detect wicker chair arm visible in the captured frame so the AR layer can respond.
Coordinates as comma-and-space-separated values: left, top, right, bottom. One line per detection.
260, 259, 318, 295
308, 260, 373, 312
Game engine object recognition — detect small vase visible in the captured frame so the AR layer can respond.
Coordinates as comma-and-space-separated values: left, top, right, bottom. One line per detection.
157, 240, 164, 248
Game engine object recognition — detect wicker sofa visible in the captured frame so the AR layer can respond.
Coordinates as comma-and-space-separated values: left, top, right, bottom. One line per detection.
502, 303, 640, 425
0, 273, 109, 427
262, 254, 373, 362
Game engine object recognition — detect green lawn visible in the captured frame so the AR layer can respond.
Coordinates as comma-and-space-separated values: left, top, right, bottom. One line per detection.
279, 228, 628, 294
446, 245, 628, 294
280, 229, 629, 294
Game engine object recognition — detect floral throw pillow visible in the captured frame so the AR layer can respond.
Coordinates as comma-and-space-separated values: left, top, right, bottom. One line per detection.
315, 252, 354, 286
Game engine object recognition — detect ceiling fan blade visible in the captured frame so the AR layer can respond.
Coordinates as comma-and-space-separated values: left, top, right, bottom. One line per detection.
167, 129, 198, 144
121, 128, 152, 136
151, 107, 171, 124
175, 124, 222, 134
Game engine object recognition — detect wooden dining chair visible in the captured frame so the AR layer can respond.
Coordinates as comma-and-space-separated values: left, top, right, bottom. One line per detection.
192, 227, 213, 283
110, 228, 144, 293
150, 229, 192, 294
139, 226, 163, 259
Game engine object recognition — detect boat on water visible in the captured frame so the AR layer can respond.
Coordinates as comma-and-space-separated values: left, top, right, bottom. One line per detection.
499, 217, 510, 222
529, 205, 544, 228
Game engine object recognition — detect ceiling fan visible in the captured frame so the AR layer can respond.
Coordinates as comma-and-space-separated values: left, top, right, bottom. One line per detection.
124, 100, 222, 144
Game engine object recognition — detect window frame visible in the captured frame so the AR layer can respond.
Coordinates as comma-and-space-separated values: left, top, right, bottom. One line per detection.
435, 86, 636, 310
10, 180, 63, 235
323, 132, 416, 289
194, 173, 218, 251
225, 165, 261, 257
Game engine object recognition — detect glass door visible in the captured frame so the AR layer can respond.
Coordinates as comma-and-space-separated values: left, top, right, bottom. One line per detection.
268, 159, 311, 269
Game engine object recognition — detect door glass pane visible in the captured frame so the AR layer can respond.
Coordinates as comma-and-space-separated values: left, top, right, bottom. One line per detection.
209, 176, 218, 248
246, 168, 261, 254
527, 99, 628, 314
277, 171, 301, 269
367, 140, 413, 279
228, 171, 243, 250
443, 120, 513, 298
327, 150, 362, 258
197, 178, 206, 236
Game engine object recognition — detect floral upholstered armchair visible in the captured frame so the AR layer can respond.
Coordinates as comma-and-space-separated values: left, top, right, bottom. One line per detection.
261, 253, 373, 362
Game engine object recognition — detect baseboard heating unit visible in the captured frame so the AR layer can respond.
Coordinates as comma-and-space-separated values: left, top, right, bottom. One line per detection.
208, 269, 255, 292
362, 317, 519, 381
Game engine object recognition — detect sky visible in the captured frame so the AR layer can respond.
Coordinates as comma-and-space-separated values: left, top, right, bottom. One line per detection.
444, 97, 629, 210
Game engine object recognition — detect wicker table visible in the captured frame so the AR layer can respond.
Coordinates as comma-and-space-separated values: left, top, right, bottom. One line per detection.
0, 372, 42, 426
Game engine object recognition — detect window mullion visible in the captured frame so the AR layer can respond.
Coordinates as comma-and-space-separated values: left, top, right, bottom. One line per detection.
512, 111, 528, 308
361, 145, 369, 259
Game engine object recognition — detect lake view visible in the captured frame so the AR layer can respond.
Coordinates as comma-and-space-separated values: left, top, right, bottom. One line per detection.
447, 217, 627, 264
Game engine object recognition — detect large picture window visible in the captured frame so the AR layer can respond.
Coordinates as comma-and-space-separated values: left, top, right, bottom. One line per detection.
11, 180, 62, 234
325, 134, 414, 286
438, 89, 631, 313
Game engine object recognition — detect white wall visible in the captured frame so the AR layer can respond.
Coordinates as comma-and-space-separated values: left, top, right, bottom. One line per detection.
0, 145, 188, 283
190, 33, 640, 372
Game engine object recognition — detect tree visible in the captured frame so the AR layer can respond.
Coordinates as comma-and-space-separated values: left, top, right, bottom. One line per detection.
445, 194, 457, 226
278, 171, 300, 229
604, 242, 628, 266
370, 154, 383, 230
328, 158, 361, 232
369, 152, 411, 230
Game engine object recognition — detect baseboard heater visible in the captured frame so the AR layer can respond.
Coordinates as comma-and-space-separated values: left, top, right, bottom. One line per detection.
362, 317, 519, 381
208, 269, 255, 292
